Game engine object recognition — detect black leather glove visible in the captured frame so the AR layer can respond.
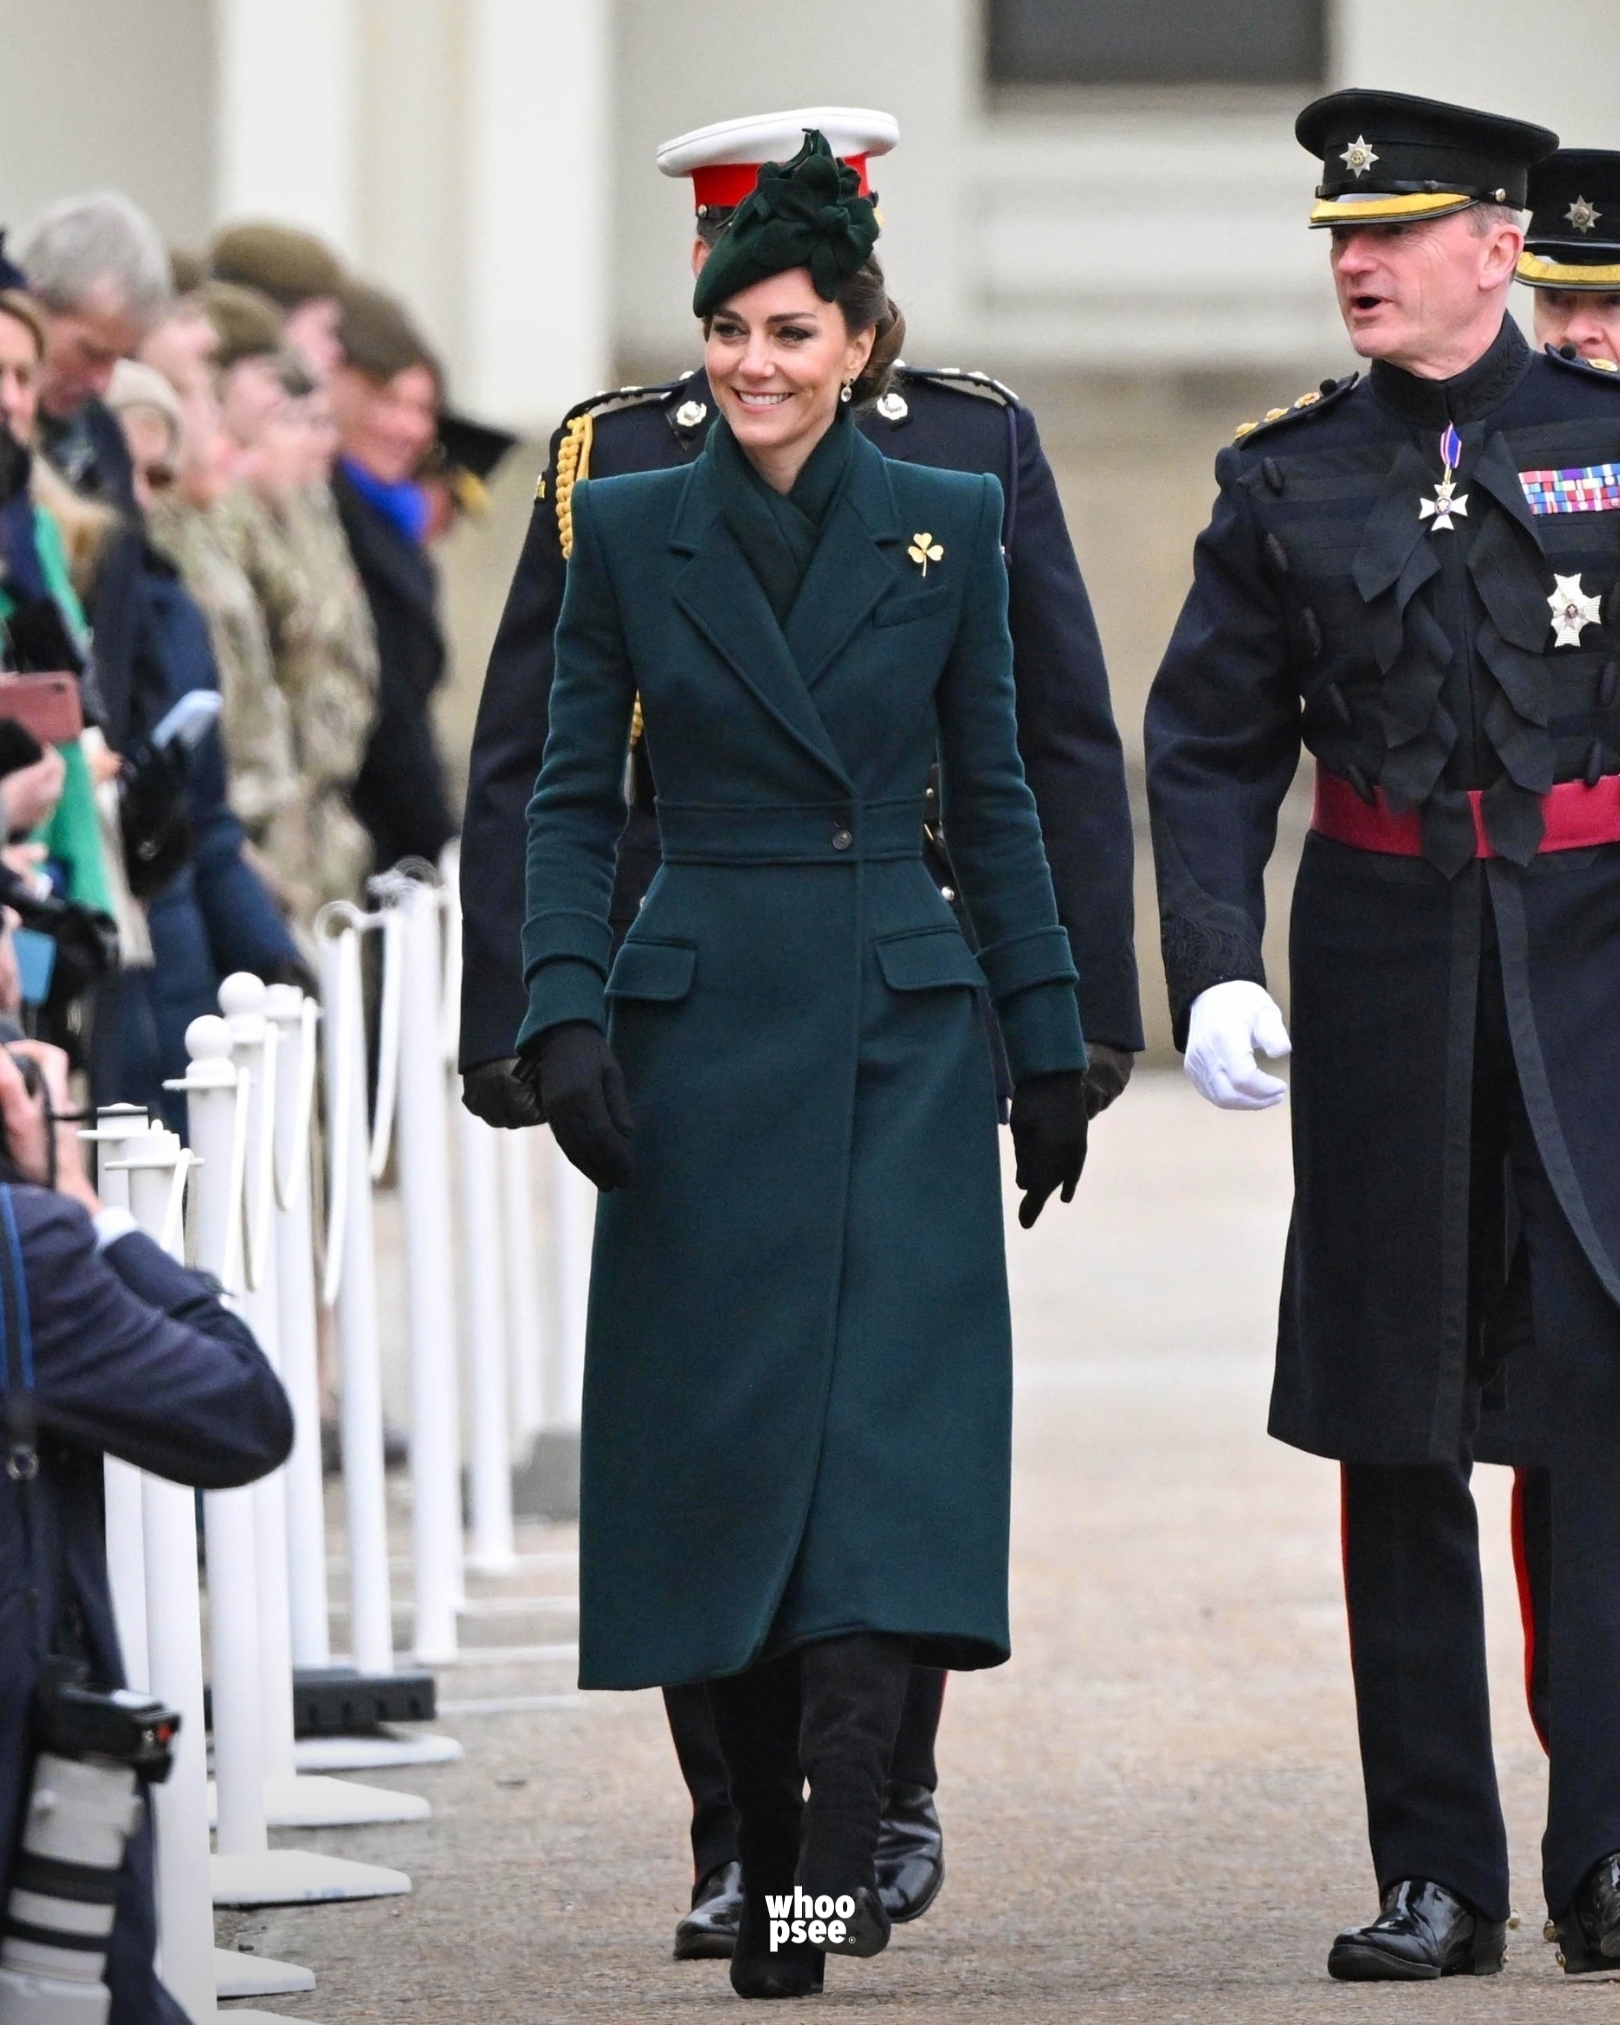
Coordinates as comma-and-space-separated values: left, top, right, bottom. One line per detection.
520, 1021, 634, 1190
1081, 1041, 1135, 1119
461, 1056, 544, 1131
1009, 1069, 1088, 1229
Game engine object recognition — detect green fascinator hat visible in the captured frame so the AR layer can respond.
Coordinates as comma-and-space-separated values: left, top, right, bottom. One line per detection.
693, 129, 880, 317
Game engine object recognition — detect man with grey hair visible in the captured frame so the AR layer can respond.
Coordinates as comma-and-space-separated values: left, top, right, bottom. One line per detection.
9, 192, 171, 743
14, 190, 171, 421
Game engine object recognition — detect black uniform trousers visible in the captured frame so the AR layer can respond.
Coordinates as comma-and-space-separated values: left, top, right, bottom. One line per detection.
1340, 922, 1620, 1921
664, 1666, 949, 1884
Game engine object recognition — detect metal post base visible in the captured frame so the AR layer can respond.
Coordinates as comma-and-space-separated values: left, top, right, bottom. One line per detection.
207, 1774, 431, 1828
214, 1947, 315, 1998
211, 1849, 411, 1906
293, 1728, 463, 1771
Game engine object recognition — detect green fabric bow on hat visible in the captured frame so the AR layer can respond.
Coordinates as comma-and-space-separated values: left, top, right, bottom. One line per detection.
692, 129, 880, 317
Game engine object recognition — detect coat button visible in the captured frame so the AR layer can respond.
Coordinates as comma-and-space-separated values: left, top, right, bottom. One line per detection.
832, 828, 853, 851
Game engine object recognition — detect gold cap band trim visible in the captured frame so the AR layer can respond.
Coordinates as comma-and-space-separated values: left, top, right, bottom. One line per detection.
1517, 251, 1620, 289
1309, 190, 1473, 228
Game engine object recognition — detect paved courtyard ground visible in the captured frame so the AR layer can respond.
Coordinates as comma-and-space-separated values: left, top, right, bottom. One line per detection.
223, 1075, 1591, 2022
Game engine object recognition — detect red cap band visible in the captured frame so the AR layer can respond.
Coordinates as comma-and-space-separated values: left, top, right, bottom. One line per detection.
692, 153, 870, 212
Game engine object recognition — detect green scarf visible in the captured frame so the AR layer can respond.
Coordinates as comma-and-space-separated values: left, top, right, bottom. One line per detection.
709, 405, 854, 626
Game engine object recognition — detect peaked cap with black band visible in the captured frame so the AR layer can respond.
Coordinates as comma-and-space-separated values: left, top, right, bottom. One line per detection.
1518, 148, 1620, 291
691, 129, 879, 317
1296, 88, 1557, 229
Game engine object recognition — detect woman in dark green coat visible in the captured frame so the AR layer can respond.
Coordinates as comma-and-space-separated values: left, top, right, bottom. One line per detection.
516, 134, 1088, 1996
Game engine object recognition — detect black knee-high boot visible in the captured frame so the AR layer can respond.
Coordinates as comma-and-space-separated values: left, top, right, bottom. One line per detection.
707, 1657, 823, 1999
797, 1633, 913, 1957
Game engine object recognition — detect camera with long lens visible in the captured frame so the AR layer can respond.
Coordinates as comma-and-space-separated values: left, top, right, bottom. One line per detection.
0, 1661, 180, 2025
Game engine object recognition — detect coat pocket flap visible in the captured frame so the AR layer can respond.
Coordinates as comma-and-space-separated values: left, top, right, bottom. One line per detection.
874, 928, 986, 992
873, 583, 952, 628
605, 939, 697, 1001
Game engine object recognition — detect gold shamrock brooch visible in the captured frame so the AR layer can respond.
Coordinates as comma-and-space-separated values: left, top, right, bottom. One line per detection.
907, 532, 944, 577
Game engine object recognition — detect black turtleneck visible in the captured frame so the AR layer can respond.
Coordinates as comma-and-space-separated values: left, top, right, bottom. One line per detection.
1369, 313, 1531, 430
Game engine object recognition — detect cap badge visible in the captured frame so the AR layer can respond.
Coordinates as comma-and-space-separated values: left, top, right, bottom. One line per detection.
1566, 195, 1602, 234
674, 399, 709, 430
1340, 136, 1379, 178
1419, 425, 1468, 533
1548, 573, 1602, 647
907, 532, 944, 577
876, 391, 909, 422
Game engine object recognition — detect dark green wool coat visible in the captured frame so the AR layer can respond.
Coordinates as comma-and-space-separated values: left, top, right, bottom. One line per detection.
520, 430, 1084, 1690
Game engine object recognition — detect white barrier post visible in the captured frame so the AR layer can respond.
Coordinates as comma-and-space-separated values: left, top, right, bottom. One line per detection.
89, 1105, 155, 1692
220, 974, 428, 1836
263, 984, 328, 1667
499, 1130, 545, 1459
316, 915, 394, 1680
381, 873, 464, 1662
458, 1106, 516, 1572
298, 910, 462, 1774
439, 858, 516, 1568
113, 1128, 220, 2022
183, 1014, 410, 1909
549, 1137, 592, 1431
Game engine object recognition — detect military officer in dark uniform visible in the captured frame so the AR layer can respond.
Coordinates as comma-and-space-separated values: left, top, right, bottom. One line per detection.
1148, 89, 1620, 1979
1477, 144, 1620, 1778
460, 105, 1142, 1961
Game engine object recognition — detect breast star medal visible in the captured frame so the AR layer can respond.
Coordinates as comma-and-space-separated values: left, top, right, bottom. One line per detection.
1548, 573, 1602, 646
1567, 195, 1602, 234
1419, 424, 1469, 533
1341, 136, 1379, 177
907, 532, 944, 576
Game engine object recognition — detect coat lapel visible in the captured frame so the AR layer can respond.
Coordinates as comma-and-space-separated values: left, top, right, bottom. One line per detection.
782, 435, 905, 687
670, 460, 852, 788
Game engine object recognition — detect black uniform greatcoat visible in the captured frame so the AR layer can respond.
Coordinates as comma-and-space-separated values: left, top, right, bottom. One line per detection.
1146, 317, 1620, 1465
459, 364, 1141, 1069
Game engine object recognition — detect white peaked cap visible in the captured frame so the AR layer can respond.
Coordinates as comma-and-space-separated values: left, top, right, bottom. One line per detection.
656, 107, 899, 204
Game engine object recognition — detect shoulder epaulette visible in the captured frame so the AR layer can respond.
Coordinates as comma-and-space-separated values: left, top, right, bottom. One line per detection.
542, 380, 683, 554
1545, 344, 1620, 380
1232, 372, 1359, 444
896, 364, 1021, 407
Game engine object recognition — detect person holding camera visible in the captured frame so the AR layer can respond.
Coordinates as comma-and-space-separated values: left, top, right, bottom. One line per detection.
0, 1041, 292, 2022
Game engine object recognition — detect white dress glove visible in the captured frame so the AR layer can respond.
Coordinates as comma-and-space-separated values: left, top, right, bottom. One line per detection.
1184, 980, 1292, 1111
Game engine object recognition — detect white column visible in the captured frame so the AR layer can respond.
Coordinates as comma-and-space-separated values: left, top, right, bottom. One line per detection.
462, 0, 611, 429
213, 0, 361, 251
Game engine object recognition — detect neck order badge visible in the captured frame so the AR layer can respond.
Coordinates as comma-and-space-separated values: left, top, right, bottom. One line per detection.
1420, 424, 1468, 532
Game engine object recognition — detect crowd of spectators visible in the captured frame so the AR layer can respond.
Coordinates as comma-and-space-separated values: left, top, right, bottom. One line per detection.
0, 190, 511, 1126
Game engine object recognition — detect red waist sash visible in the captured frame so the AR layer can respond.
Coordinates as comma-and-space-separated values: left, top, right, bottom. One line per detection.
1312, 766, 1620, 859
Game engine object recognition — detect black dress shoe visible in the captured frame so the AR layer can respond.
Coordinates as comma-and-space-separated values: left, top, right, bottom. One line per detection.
729, 1892, 824, 1999
674, 1860, 743, 1961
1553, 1852, 1620, 1974
875, 1782, 944, 1924
1327, 1879, 1506, 1981
820, 1884, 889, 1958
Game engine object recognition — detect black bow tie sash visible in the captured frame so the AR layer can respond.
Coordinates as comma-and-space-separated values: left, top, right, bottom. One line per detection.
1351, 429, 1553, 876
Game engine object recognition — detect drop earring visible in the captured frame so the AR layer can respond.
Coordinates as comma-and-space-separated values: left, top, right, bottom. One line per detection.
840, 379, 853, 403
